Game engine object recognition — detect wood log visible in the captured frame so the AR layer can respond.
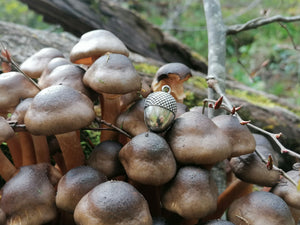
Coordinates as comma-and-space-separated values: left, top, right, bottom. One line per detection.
19, 0, 208, 73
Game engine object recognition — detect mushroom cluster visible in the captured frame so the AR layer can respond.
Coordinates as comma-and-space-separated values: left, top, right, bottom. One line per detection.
0, 29, 298, 225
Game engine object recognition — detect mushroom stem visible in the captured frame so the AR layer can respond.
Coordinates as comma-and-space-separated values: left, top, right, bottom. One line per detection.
53, 152, 67, 175
99, 94, 121, 141
6, 134, 22, 168
0, 147, 17, 181
31, 135, 50, 163
18, 131, 36, 166
202, 178, 253, 221
55, 131, 85, 172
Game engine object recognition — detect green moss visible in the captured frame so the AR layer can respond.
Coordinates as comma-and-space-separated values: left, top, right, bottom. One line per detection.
184, 91, 203, 108
187, 76, 208, 90
133, 63, 159, 75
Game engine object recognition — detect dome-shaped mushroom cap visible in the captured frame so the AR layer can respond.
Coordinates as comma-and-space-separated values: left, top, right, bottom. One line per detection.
272, 169, 300, 209
56, 166, 107, 213
10, 98, 33, 124
166, 111, 232, 165
154, 62, 192, 82
0, 163, 62, 225
24, 85, 95, 136
162, 166, 218, 219
0, 117, 14, 142
0, 72, 39, 114
74, 180, 152, 225
86, 140, 124, 178
202, 219, 234, 225
70, 29, 129, 65
227, 191, 295, 225
20, 47, 64, 79
212, 115, 256, 157
83, 53, 141, 95
119, 132, 177, 186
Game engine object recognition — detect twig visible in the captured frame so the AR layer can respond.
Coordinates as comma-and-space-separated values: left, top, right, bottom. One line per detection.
227, 15, 300, 35
255, 149, 298, 187
277, 22, 300, 51
95, 117, 132, 139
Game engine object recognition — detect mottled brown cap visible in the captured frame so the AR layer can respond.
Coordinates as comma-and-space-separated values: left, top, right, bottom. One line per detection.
0, 163, 62, 225
20, 47, 64, 78
272, 169, 300, 209
227, 191, 295, 225
166, 111, 232, 165
24, 85, 95, 136
151, 63, 192, 102
83, 53, 141, 95
0, 72, 39, 114
70, 29, 129, 65
74, 180, 152, 225
0, 117, 14, 142
119, 132, 176, 186
162, 166, 218, 219
56, 166, 107, 213
212, 115, 256, 157
87, 140, 124, 178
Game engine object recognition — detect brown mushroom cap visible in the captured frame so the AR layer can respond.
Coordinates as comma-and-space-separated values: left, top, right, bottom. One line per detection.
74, 180, 152, 225
227, 191, 295, 225
0, 208, 5, 225
10, 98, 33, 124
272, 169, 300, 209
151, 62, 192, 102
86, 140, 124, 178
0, 163, 62, 225
166, 111, 232, 165
56, 166, 107, 213
0, 117, 14, 142
162, 166, 218, 219
212, 115, 256, 157
38, 64, 93, 98
119, 132, 177, 186
0, 72, 39, 114
83, 53, 141, 95
20, 47, 64, 79
24, 85, 95, 136
70, 29, 129, 65
202, 220, 235, 225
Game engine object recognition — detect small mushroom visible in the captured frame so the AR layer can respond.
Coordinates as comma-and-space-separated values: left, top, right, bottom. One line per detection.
119, 131, 176, 186
70, 29, 129, 66
166, 111, 232, 165
74, 180, 152, 225
86, 140, 124, 178
212, 114, 256, 157
0, 163, 62, 225
227, 191, 295, 225
83, 53, 141, 141
24, 85, 95, 171
20, 47, 64, 79
151, 63, 192, 103
162, 166, 218, 220
56, 166, 107, 213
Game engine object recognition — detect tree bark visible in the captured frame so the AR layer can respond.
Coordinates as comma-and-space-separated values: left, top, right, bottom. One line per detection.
19, 0, 207, 73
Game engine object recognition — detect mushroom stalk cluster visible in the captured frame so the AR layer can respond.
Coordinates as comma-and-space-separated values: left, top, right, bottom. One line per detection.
0, 29, 298, 225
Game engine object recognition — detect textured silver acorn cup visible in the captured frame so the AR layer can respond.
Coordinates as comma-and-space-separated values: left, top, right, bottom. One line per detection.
144, 90, 177, 133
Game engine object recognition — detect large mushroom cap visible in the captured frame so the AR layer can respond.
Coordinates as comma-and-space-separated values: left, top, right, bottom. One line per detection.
227, 191, 295, 225
0, 117, 14, 142
151, 62, 192, 102
56, 166, 107, 213
83, 53, 141, 95
162, 166, 218, 219
24, 85, 95, 136
0, 72, 39, 114
74, 180, 152, 225
86, 140, 124, 178
119, 131, 177, 186
0, 163, 62, 225
212, 114, 256, 157
70, 29, 129, 65
166, 111, 232, 165
20, 47, 64, 79
272, 168, 300, 209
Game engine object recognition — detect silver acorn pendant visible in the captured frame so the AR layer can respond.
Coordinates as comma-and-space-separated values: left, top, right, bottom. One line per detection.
144, 85, 177, 133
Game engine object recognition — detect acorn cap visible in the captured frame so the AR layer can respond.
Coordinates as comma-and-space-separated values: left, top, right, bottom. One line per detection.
144, 91, 177, 116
